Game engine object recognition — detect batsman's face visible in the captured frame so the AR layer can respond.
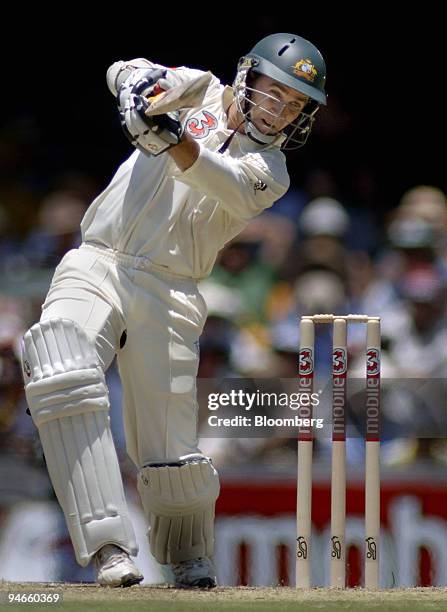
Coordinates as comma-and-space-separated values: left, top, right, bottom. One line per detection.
247, 75, 309, 135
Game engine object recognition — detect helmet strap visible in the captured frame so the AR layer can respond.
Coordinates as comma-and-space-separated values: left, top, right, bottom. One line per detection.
218, 119, 245, 154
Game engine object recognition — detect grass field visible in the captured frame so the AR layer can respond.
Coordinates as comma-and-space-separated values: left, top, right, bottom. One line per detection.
2, 582, 447, 611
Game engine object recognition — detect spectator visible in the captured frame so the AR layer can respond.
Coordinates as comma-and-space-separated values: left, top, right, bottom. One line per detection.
22, 190, 87, 268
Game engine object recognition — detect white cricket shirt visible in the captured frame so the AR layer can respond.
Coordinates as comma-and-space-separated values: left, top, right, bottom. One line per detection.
81, 61, 290, 280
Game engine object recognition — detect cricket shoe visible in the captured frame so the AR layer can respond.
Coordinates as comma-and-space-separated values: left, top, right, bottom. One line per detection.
170, 556, 217, 589
94, 544, 143, 587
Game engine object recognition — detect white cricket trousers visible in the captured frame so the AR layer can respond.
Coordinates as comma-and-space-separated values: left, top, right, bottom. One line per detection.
40, 243, 207, 468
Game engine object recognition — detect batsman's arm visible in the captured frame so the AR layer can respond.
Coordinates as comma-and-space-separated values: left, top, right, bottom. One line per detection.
106, 59, 209, 98
168, 133, 200, 171
172, 145, 290, 222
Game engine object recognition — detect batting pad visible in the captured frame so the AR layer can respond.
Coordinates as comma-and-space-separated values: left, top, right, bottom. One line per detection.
138, 455, 220, 564
22, 318, 137, 566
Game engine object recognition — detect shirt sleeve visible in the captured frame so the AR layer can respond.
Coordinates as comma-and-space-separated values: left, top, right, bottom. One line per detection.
174, 146, 290, 222
106, 58, 215, 96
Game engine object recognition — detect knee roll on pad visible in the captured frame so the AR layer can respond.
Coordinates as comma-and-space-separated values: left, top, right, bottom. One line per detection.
22, 318, 137, 566
23, 318, 108, 424
137, 454, 220, 564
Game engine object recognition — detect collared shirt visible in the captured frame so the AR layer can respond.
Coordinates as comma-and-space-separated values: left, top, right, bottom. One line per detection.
81, 60, 290, 280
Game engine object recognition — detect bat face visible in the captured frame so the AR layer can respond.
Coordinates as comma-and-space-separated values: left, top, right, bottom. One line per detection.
145, 72, 213, 117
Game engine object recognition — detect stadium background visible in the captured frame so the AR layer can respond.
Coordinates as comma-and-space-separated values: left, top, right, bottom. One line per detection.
1, 14, 446, 587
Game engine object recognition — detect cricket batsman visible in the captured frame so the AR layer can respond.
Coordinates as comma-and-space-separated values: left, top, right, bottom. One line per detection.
21, 33, 327, 587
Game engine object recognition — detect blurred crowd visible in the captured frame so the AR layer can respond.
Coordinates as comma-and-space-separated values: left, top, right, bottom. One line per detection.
2, 178, 447, 482
197, 184, 447, 468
